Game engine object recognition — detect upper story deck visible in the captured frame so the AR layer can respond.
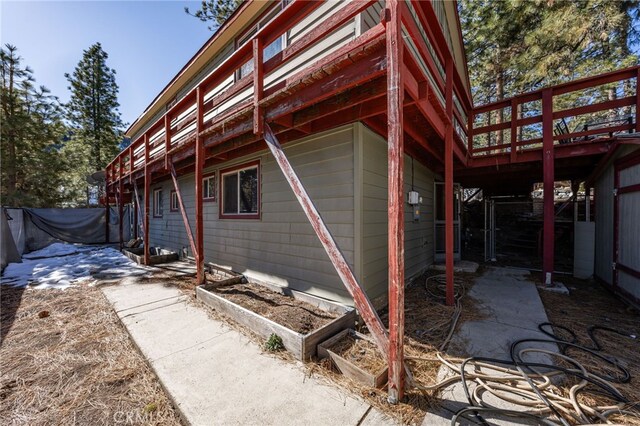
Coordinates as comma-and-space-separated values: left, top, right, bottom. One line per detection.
106, 0, 472, 189
106, 0, 639, 194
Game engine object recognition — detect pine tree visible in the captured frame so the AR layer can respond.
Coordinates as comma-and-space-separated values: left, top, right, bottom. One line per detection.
460, 0, 639, 104
185, 0, 243, 31
1, 44, 68, 207
64, 42, 124, 205
459, 0, 639, 147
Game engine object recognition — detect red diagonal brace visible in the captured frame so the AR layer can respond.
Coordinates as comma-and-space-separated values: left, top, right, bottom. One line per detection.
170, 162, 198, 260
263, 123, 390, 359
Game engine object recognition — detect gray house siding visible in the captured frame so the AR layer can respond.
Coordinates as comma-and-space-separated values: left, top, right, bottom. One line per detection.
594, 165, 614, 285
148, 125, 356, 304
358, 125, 435, 301
594, 145, 640, 296
147, 122, 436, 306
147, 174, 196, 258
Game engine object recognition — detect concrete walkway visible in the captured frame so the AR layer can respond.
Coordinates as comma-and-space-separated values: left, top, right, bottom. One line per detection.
422, 267, 557, 425
100, 270, 395, 426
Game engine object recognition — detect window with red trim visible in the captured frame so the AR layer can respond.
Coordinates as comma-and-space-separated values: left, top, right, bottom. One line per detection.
203, 173, 217, 202
153, 188, 163, 217
170, 190, 179, 212
220, 161, 260, 219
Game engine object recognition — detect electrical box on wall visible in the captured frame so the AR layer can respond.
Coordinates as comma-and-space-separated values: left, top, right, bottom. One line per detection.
408, 190, 420, 205
408, 190, 421, 221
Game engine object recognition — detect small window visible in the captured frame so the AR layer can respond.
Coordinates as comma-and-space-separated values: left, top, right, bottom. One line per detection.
220, 161, 260, 219
203, 173, 217, 202
235, 1, 287, 81
153, 188, 163, 217
170, 190, 179, 212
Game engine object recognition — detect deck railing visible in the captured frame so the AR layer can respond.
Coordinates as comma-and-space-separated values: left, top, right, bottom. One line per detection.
107, 0, 380, 185
468, 66, 640, 159
105, 0, 475, 187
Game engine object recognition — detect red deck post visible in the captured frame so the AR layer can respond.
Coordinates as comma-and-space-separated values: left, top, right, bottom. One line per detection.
386, 0, 405, 403
542, 88, 555, 284
105, 167, 110, 244
444, 59, 455, 307
510, 99, 518, 163
143, 134, 151, 265
129, 145, 134, 180
467, 111, 473, 153
165, 115, 171, 170
253, 38, 264, 136
118, 156, 124, 249
635, 68, 640, 132
195, 87, 205, 284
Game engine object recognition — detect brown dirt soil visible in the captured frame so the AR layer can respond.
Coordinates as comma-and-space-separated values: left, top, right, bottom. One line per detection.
212, 282, 337, 334
0, 284, 182, 426
539, 277, 640, 425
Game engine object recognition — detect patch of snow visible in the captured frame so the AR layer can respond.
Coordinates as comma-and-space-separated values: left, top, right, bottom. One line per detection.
22, 242, 91, 259
1, 244, 149, 290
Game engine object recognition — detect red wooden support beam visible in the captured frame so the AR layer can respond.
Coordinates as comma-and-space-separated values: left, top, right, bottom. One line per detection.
542, 88, 555, 285
386, 0, 405, 403
467, 111, 473, 153
169, 162, 198, 260
105, 191, 110, 244
636, 68, 640, 133
129, 145, 134, 180
195, 87, 205, 284
510, 99, 518, 163
143, 134, 151, 265
253, 38, 264, 136
165, 115, 171, 170
118, 156, 124, 249
444, 59, 455, 307
263, 122, 389, 357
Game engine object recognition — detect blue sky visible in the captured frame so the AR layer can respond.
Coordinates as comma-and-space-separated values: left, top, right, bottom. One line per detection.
1, 0, 215, 127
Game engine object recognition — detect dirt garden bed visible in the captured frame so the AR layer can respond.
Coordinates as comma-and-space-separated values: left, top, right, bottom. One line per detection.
0, 284, 181, 426
196, 281, 355, 360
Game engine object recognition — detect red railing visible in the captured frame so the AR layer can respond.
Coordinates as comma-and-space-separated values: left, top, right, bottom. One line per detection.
468, 65, 640, 159
106, 1, 383, 186
106, 0, 475, 187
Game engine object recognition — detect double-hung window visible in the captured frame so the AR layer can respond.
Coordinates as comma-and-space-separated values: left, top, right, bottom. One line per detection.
236, 1, 288, 80
170, 190, 179, 212
220, 161, 260, 219
153, 188, 163, 217
203, 173, 217, 202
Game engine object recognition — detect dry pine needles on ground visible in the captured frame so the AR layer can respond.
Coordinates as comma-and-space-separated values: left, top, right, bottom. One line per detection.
312, 271, 482, 425
0, 284, 181, 426
539, 277, 640, 425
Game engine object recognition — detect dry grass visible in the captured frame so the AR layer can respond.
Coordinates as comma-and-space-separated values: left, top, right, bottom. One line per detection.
327, 332, 387, 374
172, 269, 483, 425
310, 271, 484, 425
539, 277, 640, 424
0, 284, 181, 426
